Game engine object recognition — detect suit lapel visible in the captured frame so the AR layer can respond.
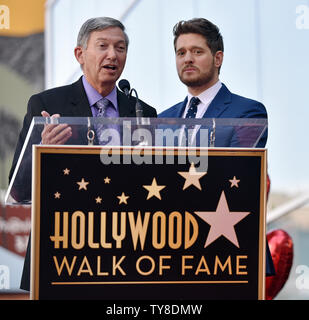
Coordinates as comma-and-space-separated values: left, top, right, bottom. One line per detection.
177, 97, 188, 117
117, 89, 137, 117
67, 79, 141, 117
68, 77, 93, 117
203, 83, 232, 118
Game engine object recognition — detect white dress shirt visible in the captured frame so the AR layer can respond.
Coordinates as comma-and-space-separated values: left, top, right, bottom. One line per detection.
182, 80, 222, 118
180, 81, 222, 146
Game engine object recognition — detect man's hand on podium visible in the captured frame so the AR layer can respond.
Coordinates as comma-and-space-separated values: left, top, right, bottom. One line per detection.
41, 111, 72, 145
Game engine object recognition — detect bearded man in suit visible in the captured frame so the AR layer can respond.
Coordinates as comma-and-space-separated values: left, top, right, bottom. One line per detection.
159, 18, 274, 277
159, 18, 267, 148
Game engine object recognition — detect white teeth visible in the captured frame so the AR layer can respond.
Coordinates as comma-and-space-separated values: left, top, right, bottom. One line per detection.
104, 65, 116, 70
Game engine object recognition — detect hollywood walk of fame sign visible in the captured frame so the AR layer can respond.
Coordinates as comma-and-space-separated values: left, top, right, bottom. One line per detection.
31, 146, 266, 300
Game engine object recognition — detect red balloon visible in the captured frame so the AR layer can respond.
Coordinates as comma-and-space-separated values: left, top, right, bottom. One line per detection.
266, 229, 293, 300
266, 174, 270, 199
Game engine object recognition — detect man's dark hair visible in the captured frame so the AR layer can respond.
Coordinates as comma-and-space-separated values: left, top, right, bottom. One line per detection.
173, 18, 224, 55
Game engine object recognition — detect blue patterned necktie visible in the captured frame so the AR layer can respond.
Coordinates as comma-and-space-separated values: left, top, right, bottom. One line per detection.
185, 97, 200, 118
183, 97, 200, 146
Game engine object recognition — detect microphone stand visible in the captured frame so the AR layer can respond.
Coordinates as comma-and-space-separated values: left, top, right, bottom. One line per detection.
130, 88, 149, 146
130, 88, 143, 122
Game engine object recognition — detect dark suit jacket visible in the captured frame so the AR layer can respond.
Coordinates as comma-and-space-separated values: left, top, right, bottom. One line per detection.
158, 83, 268, 148
9, 77, 156, 184
10, 77, 156, 291
159, 83, 274, 276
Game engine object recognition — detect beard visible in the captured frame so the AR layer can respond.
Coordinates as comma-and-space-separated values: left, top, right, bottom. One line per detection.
179, 63, 217, 88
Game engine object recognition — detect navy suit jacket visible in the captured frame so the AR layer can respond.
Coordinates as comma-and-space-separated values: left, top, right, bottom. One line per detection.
159, 83, 274, 276
159, 83, 268, 148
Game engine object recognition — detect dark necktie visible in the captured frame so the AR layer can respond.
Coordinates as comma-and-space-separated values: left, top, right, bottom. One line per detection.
183, 97, 200, 145
185, 97, 200, 118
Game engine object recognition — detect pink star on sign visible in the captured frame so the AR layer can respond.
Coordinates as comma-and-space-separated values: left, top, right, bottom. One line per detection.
194, 191, 251, 248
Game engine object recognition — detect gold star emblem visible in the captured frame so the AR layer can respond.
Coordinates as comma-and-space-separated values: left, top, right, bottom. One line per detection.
77, 178, 89, 190
117, 192, 129, 204
54, 192, 61, 199
229, 176, 240, 188
178, 163, 207, 190
143, 178, 166, 200
63, 168, 70, 175
95, 196, 102, 204
104, 177, 111, 184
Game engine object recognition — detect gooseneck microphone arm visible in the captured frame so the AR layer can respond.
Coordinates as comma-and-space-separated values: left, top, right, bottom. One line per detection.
118, 79, 148, 145
118, 79, 144, 119
130, 88, 143, 118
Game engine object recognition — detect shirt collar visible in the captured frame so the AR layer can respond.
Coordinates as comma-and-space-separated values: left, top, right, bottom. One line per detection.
187, 80, 222, 106
82, 75, 118, 110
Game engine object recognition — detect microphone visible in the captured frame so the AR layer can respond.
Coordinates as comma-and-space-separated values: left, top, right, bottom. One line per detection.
119, 79, 148, 145
118, 79, 130, 97
119, 79, 143, 118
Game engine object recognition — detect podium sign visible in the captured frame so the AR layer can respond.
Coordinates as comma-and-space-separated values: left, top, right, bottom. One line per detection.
31, 145, 266, 300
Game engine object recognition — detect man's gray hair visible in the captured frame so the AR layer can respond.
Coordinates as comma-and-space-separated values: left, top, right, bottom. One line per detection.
77, 17, 129, 48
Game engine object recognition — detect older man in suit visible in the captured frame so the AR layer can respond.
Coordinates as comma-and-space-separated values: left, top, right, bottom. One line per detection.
9, 17, 156, 185
159, 18, 267, 148
10, 16, 156, 291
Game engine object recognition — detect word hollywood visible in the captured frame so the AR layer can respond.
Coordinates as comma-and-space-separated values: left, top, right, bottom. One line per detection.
50, 210, 248, 278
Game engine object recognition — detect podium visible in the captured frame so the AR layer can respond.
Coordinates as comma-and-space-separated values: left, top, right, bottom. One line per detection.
6, 117, 267, 300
